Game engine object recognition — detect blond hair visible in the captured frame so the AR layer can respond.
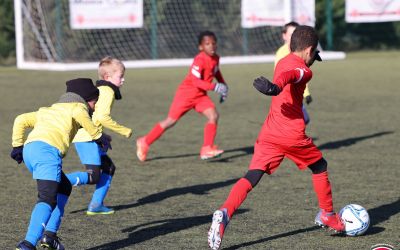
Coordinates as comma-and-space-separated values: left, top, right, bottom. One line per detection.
98, 56, 125, 80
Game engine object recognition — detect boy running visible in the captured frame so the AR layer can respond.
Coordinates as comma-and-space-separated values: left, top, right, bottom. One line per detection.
65, 56, 132, 215
208, 26, 344, 250
136, 30, 228, 161
11, 78, 110, 250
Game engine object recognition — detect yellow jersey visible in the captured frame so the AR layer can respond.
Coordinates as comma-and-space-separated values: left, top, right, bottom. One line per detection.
12, 101, 102, 157
73, 85, 132, 143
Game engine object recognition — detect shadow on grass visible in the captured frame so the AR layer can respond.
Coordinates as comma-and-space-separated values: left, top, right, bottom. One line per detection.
318, 131, 393, 150
226, 198, 400, 248
70, 178, 237, 214
225, 225, 322, 250
366, 198, 400, 235
146, 146, 254, 162
86, 209, 248, 250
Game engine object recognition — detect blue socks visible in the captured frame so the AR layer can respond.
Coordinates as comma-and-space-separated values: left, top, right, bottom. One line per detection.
89, 173, 112, 208
45, 194, 69, 233
25, 202, 52, 246
66, 172, 89, 186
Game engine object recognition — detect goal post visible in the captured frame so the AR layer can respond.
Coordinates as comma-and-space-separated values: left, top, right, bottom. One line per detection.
14, 0, 345, 71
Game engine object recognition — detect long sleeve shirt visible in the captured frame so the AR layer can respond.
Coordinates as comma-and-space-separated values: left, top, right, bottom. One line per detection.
12, 102, 102, 156
73, 85, 132, 142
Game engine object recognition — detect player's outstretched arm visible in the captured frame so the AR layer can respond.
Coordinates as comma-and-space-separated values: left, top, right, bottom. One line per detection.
253, 76, 281, 96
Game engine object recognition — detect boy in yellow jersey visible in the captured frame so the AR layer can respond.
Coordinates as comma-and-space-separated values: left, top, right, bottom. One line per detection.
275, 22, 313, 124
65, 56, 132, 215
11, 78, 111, 250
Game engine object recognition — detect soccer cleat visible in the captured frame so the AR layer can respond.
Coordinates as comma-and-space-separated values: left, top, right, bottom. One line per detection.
208, 208, 229, 250
200, 145, 224, 160
86, 204, 115, 215
16, 240, 37, 250
136, 136, 149, 162
314, 209, 345, 232
40, 233, 64, 250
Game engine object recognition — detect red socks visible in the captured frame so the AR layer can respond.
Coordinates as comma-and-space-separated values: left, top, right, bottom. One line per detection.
145, 123, 165, 145
203, 122, 217, 147
312, 171, 333, 212
221, 178, 253, 218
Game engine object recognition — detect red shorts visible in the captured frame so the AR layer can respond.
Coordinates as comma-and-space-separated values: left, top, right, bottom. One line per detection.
248, 137, 322, 174
168, 94, 215, 120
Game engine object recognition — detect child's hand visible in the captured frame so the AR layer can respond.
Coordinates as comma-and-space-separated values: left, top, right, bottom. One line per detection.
10, 146, 23, 164
305, 95, 313, 105
253, 76, 281, 96
214, 83, 228, 103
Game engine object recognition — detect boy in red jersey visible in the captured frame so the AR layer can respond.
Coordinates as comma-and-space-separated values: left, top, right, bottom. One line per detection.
136, 31, 228, 161
208, 26, 344, 250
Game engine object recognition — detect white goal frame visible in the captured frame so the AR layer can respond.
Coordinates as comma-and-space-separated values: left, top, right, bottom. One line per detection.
14, 0, 345, 71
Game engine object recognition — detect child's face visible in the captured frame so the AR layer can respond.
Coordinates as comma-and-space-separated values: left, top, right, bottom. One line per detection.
199, 36, 217, 56
105, 69, 125, 88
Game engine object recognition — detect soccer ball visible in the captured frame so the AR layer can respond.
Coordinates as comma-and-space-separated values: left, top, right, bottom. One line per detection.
339, 204, 370, 236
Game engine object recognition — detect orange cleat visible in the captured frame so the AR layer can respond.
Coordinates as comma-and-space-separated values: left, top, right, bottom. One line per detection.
315, 209, 345, 232
200, 145, 224, 160
136, 136, 149, 162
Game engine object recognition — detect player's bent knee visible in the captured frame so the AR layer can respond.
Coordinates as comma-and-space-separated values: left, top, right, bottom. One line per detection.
37, 180, 59, 209
244, 170, 264, 188
58, 175, 72, 196
308, 158, 327, 174
101, 155, 116, 176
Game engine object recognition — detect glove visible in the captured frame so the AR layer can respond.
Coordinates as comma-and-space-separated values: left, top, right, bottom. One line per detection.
10, 146, 23, 164
95, 134, 112, 152
305, 95, 313, 105
253, 76, 281, 96
214, 83, 228, 96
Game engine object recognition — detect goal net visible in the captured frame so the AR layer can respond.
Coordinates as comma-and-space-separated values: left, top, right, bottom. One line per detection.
14, 0, 345, 71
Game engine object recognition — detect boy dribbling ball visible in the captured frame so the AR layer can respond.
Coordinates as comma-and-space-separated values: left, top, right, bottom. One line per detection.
208, 26, 343, 250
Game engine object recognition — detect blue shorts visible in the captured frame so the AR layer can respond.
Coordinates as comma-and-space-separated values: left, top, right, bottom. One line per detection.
23, 141, 62, 182
74, 141, 105, 165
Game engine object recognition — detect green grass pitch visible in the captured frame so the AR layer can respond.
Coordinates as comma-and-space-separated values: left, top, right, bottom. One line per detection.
0, 51, 399, 249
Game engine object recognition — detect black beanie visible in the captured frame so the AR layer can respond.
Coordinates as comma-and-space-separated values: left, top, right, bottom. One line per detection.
66, 78, 99, 101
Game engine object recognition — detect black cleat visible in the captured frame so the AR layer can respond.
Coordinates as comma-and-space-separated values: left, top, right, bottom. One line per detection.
16, 240, 37, 250
39, 233, 64, 250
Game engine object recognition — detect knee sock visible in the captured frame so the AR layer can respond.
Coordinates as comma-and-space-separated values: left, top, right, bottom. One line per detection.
145, 123, 165, 145
312, 171, 333, 212
203, 122, 217, 147
66, 172, 89, 186
89, 173, 112, 208
44, 194, 69, 233
221, 178, 253, 219
25, 202, 53, 246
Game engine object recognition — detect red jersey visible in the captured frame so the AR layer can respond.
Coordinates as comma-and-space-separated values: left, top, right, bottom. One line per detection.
177, 51, 225, 99
259, 53, 313, 144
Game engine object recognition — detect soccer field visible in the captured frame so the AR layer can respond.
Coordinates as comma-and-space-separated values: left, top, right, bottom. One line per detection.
1, 51, 399, 249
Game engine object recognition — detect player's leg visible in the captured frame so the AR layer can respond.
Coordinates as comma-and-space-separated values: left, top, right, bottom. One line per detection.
17, 142, 60, 249
136, 96, 189, 161
197, 97, 223, 160
309, 158, 344, 232
284, 138, 344, 232
208, 141, 283, 250
41, 171, 71, 250
66, 142, 101, 186
87, 155, 116, 215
